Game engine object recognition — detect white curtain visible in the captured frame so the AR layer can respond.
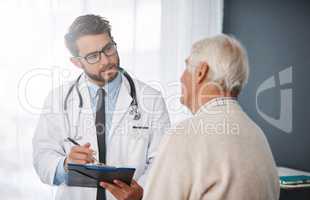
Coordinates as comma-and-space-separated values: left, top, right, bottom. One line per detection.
159, 0, 223, 122
0, 0, 223, 199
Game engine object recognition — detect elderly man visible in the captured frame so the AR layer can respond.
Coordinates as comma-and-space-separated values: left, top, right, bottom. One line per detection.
143, 34, 280, 200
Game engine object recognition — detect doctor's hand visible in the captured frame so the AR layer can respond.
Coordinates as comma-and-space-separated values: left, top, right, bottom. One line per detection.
100, 179, 143, 200
65, 143, 95, 166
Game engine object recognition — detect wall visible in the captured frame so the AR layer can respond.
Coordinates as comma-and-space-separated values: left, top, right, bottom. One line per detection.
223, 0, 310, 171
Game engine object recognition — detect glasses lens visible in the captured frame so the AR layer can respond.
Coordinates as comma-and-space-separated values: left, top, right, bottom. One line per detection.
103, 43, 117, 56
85, 52, 100, 64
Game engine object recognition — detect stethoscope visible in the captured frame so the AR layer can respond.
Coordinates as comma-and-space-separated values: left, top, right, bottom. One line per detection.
63, 67, 141, 141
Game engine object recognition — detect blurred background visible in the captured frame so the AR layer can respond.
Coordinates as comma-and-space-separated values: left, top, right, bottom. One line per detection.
0, 0, 222, 199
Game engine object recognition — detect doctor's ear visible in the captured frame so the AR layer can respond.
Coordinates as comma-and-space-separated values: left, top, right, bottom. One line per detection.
195, 62, 209, 84
70, 57, 83, 69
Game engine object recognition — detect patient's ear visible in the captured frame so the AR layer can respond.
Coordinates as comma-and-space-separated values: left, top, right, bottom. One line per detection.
196, 62, 209, 84
70, 57, 83, 69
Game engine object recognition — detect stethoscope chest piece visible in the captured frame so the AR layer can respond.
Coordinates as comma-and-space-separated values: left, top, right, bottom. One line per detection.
133, 111, 141, 120
129, 104, 141, 120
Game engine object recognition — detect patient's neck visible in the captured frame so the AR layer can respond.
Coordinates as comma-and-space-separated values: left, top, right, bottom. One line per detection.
191, 84, 236, 114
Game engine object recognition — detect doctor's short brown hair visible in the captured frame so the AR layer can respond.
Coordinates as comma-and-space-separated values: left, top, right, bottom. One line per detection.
65, 14, 113, 56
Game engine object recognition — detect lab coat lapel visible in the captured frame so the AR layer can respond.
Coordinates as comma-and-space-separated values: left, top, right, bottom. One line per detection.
77, 75, 99, 152
109, 74, 132, 139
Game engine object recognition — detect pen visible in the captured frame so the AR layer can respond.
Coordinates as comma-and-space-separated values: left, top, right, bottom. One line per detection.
67, 137, 80, 146
66, 137, 104, 166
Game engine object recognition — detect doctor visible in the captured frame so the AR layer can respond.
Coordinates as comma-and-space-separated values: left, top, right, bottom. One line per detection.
32, 14, 170, 200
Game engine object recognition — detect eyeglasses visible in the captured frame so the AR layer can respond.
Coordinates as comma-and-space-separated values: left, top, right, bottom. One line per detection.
76, 42, 117, 64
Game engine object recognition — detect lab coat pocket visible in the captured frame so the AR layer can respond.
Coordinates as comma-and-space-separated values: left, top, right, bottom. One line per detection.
126, 123, 150, 165
128, 123, 150, 141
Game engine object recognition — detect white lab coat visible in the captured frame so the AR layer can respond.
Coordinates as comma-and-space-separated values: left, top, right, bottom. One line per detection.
32, 73, 170, 200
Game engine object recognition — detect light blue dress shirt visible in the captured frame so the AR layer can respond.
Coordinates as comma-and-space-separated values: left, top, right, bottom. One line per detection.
53, 72, 122, 185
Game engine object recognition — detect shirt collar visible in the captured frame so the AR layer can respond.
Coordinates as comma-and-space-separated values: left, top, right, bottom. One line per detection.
195, 97, 238, 116
87, 72, 122, 99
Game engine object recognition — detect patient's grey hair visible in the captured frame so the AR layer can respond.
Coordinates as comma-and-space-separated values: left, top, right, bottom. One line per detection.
189, 34, 249, 95
65, 14, 113, 56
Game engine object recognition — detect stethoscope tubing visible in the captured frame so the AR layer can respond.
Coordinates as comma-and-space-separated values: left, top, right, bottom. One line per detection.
63, 67, 141, 140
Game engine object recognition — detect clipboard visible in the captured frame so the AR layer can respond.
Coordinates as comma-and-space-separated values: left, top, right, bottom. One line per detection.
67, 163, 136, 187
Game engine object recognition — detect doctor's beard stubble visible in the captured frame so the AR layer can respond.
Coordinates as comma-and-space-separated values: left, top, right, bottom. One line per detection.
85, 65, 119, 84
81, 54, 120, 85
